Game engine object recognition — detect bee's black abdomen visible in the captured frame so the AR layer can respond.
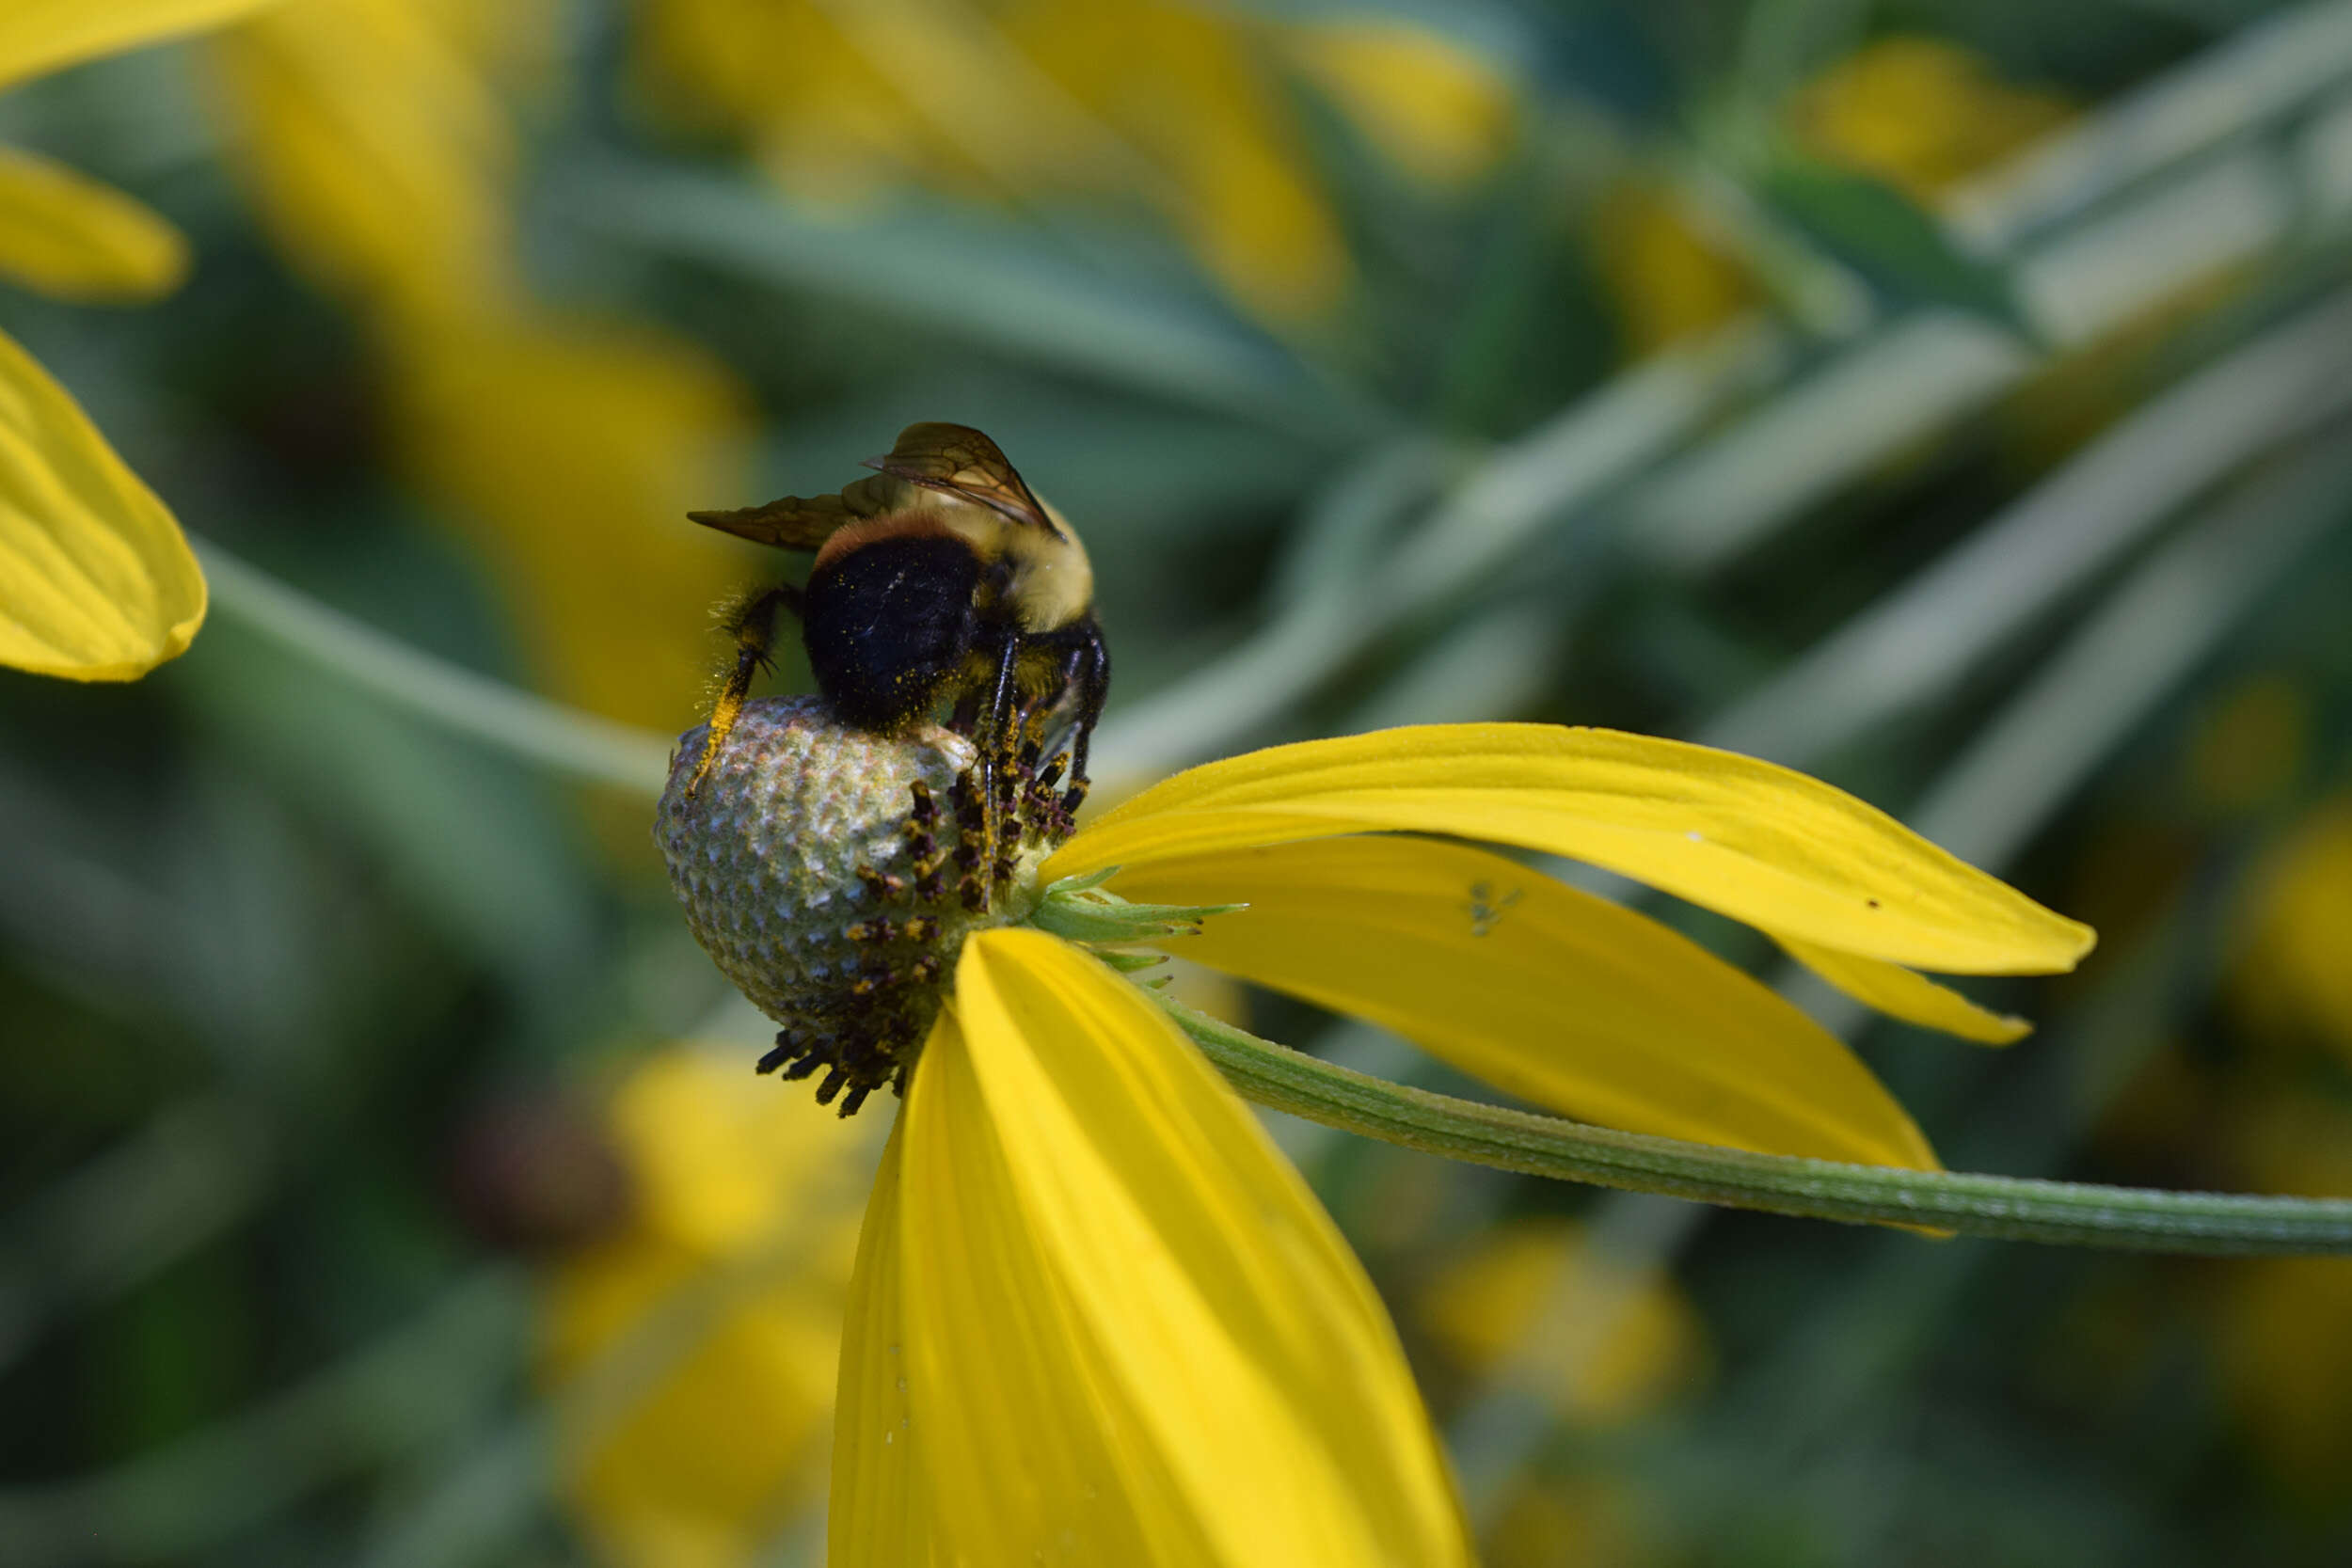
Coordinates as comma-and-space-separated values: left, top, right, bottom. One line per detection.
803, 534, 982, 730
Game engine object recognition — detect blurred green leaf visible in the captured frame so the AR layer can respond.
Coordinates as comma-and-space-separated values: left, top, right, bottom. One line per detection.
1758, 152, 2034, 335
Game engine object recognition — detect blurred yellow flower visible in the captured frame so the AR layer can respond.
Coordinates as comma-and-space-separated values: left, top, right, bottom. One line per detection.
0, 1, 288, 679
1420, 1217, 1706, 1426
664, 717, 2093, 1561
1789, 36, 2071, 206
1281, 20, 1517, 191
2233, 796, 2352, 1064
209, 0, 525, 322
544, 1045, 870, 1567
389, 315, 756, 728
1600, 35, 2071, 355
1593, 177, 1767, 359
2207, 1093, 2352, 1506
635, 0, 1512, 321
209, 0, 756, 729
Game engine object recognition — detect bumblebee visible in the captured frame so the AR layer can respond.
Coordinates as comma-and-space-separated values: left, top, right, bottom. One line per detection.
680, 422, 1110, 813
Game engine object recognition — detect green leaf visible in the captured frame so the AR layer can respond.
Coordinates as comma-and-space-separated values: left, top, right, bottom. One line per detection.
1759, 153, 2034, 336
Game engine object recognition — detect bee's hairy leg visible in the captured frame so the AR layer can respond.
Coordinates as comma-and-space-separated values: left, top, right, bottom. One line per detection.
684, 583, 803, 800
1059, 625, 1110, 814
978, 632, 1022, 890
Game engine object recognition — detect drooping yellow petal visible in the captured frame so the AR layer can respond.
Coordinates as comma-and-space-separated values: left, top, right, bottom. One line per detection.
208, 0, 516, 322
1112, 837, 1937, 1168
1774, 934, 2031, 1045
829, 1119, 941, 1568
887, 929, 1471, 1567
0, 327, 203, 678
0, 147, 187, 301
1049, 723, 2094, 975
0, 0, 283, 92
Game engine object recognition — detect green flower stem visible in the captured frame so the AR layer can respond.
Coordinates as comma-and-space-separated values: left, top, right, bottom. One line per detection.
1158, 999, 2352, 1256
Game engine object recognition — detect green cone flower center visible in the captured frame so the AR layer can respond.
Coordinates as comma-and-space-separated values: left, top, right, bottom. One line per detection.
654, 696, 1074, 1114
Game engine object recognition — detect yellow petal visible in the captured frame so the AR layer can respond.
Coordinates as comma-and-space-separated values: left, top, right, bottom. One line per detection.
0, 0, 284, 92
207, 0, 515, 322
829, 1118, 943, 1568
0, 327, 203, 678
1111, 837, 1936, 1168
0, 147, 187, 301
1774, 934, 2032, 1045
889, 929, 1471, 1567
1049, 723, 2094, 975
1284, 21, 1516, 188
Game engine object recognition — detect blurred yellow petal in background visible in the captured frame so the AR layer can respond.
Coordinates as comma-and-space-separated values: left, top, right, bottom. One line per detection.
0, 146, 188, 301
1421, 1216, 1707, 1426
0, 327, 205, 678
633, 0, 1520, 321
1282, 19, 1517, 190
209, 0, 519, 321
2233, 798, 2352, 1063
1600, 35, 2071, 354
544, 1046, 869, 1568
209, 0, 755, 731
389, 315, 755, 728
1594, 177, 1764, 357
0, 0, 284, 89
2208, 1093, 2352, 1505
1789, 36, 2072, 206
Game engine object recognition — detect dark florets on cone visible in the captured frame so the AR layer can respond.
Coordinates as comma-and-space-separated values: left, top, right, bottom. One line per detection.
654, 696, 1080, 1115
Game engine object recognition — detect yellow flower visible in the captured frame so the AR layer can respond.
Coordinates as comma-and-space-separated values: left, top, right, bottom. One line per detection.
1788, 36, 2071, 207
544, 1045, 869, 1567
2233, 796, 2352, 1065
207, 0, 527, 323
2205, 1092, 2352, 1505
1420, 1217, 1705, 1427
634, 0, 1511, 321
388, 313, 756, 729
660, 708, 2092, 1561
0, 1, 286, 679
207, 0, 757, 729
1599, 36, 2071, 355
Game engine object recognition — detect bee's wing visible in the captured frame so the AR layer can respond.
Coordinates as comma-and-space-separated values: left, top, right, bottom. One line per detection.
862, 422, 1052, 531
685, 474, 915, 550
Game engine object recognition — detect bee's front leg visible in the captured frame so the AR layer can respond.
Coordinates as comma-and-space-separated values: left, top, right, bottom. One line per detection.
683, 583, 803, 801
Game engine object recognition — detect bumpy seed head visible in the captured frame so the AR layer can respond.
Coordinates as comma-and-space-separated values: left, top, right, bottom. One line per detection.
654, 696, 1069, 1114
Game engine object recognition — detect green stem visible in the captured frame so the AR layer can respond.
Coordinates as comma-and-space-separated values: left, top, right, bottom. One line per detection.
1158, 999, 2352, 1256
